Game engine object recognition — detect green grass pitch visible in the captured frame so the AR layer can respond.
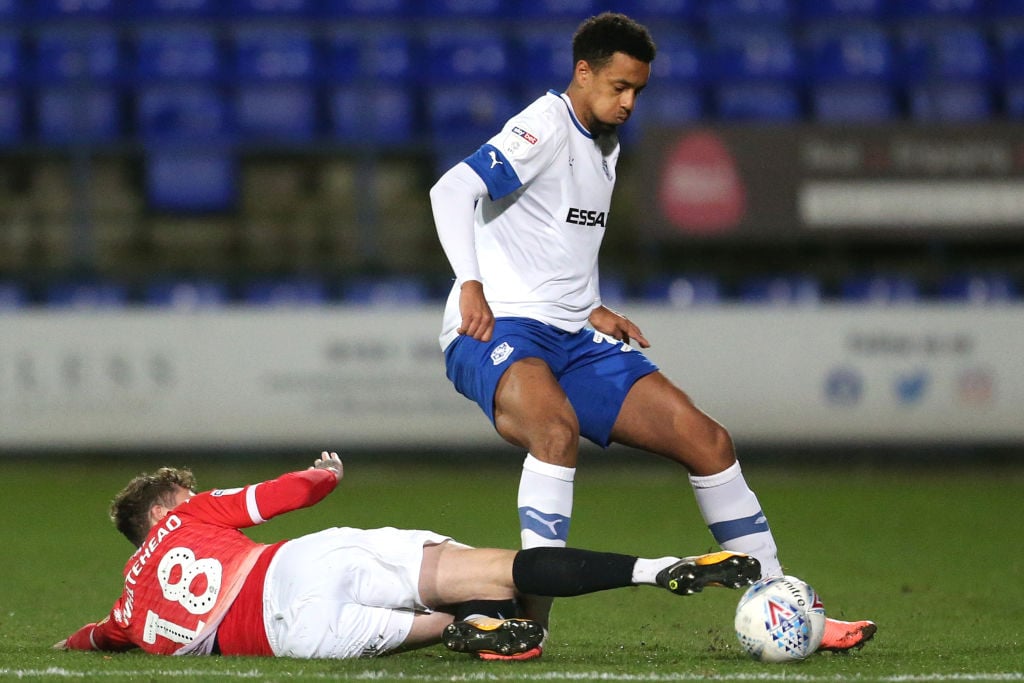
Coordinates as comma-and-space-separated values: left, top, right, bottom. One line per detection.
1, 450, 1021, 682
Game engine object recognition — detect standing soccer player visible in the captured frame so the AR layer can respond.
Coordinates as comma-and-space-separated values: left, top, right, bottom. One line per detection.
429, 11, 875, 658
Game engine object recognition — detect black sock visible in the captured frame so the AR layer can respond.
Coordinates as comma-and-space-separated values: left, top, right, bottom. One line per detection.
512, 547, 638, 597
454, 599, 520, 621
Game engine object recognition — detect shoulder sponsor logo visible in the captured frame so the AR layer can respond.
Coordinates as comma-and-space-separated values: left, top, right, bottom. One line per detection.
512, 126, 538, 144
490, 341, 514, 365
566, 207, 607, 227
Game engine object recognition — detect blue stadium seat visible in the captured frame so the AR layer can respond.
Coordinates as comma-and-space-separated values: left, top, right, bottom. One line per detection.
419, 0, 515, 18
806, 28, 899, 122
0, 88, 21, 145
324, 31, 417, 84
840, 275, 920, 304
0, 31, 21, 81
998, 27, 1024, 118
710, 29, 801, 121
812, 84, 898, 121
228, 0, 314, 17
327, 85, 415, 145
134, 26, 222, 83
902, 24, 994, 121
235, 84, 317, 142
517, 0, 597, 18
320, 0, 414, 17
0, 0, 22, 21
902, 25, 993, 82
426, 85, 519, 144
46, 281, 128, 309
137, 84, 231, 142
232, 27, 317, 83
34, 27, 121, 84
33, 28, 125, 144
642, 275, 722, 306
0, 280, 26, 309
324, 31, 359, 85
715, 83, 801, 121
604, 0, 699, 20
739, 275, 821, 305
423, 30, 512, 84
231, 27, 318, 142
516, 26, 576, 93
891, 0, 985, 20
0, 32, 22, 144
636, 88, 705, 127
32, 0, 120, 18
243, 277, 328, 307
131, 0, 217, 18
908, 83, 992, 121
340, 277, 429, 306
634, 31, 706, 126
938, 273, 1018, 303
703, 0, 793, 25
807, 28, 897, 83
144, 279, 229, 308
652, 31, 704, 84
37, 87, 124, 145
798, 0, 886, 21
711, 29, 799, 82
145, 148, 237, 212
989, 0, 1024, 17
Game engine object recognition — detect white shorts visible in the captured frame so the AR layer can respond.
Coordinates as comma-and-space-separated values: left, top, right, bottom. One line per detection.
262, 526, 454, 659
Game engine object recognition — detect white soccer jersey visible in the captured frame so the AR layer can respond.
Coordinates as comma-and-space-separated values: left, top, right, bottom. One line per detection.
435, 90, 620, 349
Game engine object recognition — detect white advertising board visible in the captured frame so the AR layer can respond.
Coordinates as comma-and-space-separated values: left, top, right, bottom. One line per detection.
0, 305, 1020, 449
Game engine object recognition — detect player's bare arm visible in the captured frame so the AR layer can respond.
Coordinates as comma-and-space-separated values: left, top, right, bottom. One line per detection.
588, 305, 650, 348
458, 280, 495, 343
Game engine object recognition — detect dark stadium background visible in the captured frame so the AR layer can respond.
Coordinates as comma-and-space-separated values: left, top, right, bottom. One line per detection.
1, 0, 1023, 457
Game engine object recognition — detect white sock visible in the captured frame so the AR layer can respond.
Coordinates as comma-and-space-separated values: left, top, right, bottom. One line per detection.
690, 461, 783, 578
631, 556, 681, 585
518, 453, 575, 549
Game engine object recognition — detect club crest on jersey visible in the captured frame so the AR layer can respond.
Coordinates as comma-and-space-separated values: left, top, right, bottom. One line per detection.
566, 207, 607, 227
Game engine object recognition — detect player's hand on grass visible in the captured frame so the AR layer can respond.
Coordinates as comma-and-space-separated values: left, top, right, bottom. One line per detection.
53, 639, 68, 650
457, 280, 494, 342
589, 305, 650, 348
312, 451, 343, 481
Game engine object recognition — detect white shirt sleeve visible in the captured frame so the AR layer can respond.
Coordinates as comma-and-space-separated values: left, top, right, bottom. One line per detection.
430, 162, 488, 285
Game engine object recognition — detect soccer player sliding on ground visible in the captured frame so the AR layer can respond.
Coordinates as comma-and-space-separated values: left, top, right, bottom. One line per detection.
55, 452, 761, 660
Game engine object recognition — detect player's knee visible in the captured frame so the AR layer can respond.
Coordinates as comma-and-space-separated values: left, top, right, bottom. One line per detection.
695, 419, 735, 471
670, 412, 735, 473
529, 414, 580, 464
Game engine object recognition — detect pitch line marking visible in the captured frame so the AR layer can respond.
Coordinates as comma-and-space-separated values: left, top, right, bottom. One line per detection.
3, 669, 1023, 681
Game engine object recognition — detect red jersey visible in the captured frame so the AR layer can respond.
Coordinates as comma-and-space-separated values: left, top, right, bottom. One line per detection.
64, 468, 337, 656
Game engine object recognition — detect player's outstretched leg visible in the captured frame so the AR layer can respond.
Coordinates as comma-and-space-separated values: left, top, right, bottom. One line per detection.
819, 618, 877, 652
656, 551, 762, 595
442, 616, 545, 661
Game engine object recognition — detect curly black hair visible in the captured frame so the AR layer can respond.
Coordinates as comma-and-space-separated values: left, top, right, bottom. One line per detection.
572, 12, 657, 72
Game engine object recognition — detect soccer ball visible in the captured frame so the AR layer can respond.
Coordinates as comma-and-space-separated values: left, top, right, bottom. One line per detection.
734, 575, 826, 663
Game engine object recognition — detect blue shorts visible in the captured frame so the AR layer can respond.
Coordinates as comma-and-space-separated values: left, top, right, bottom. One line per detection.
444, 317, 659, 447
